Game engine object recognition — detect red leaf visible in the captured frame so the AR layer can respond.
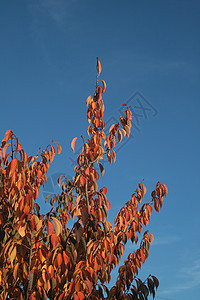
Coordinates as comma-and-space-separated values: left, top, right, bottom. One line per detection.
10, 158, 18, 174
102, 187, 107, 194
107, 200, 111, 210
51, 234, 59, 248
73, 294, 79, 300
71, 137, 78, 152
80, 176, 87, 186
57, 253, 63, 266
77, 292, 85, 300
85, 167, 90, 176
58, 293, 64, 300
4, 129, 13, 142
85, 279, 93, 293
47, 221, 54, 236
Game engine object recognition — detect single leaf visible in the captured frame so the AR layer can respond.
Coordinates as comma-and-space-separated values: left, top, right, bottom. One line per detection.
10, 158, 18, 174
96, 57, 102, 75
71, 137, 78, 152
51, 217, 62, 236
58, 175, 63, 188
57, 253, 63, 266
47, 221, 54, 236
55, 142, 62, 154
80, 176, 86, 186
118, 130, 123, 143
102, 186, 107, 195
51, 234, 59, 248
124, 124, 130, 137
9, 245, 16, 265
4, 129, 12, 142
152, 276, 159, 289
101, 80, 106, 92
86, 95, 92, 106
99, 163, 105, 176
85, 167, 90, 176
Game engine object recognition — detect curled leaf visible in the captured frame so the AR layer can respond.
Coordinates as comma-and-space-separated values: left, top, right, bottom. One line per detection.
71, 137, 78, 152
58, 175, 63, 188
51, 217, 62, 236
4, 129, 13, 142
55, 142, 62, 154
101, 80, 106, 92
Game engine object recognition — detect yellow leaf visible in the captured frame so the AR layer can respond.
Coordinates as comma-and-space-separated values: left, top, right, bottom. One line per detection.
10, 246, 16, 265
51, 217, 62, 236
18, 226, 26, 237
86, 95, 92, 106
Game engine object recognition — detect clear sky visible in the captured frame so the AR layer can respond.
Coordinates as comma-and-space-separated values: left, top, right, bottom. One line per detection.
1, 1, 200, 299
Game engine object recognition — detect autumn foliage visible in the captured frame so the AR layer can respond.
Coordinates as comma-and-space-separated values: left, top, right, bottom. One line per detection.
0, 59, 168, 299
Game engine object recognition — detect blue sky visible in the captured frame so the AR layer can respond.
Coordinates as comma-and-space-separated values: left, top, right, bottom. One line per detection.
1, 1, 200, 299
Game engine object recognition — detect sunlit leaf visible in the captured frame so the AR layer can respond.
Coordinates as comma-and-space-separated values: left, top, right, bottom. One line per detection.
96, 57, 102, 75
47, 221, 54, 235
4, 129, 12, 141
101, 80, 106, 92
55, 142, 62, 154
10, 158, 18, 174
80, 176, 86, 186
51, 234, 59, 248
51, 217, 62, 236
71, 137, 78, 152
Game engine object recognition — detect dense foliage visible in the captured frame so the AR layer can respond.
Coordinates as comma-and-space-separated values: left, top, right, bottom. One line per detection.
0, 59, 167, 299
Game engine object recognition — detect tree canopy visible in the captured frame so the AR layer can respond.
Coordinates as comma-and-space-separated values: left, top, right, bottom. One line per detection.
0, 59, 167, 299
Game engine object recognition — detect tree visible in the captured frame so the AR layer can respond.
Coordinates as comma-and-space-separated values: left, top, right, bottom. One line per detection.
0, 58, 167, 299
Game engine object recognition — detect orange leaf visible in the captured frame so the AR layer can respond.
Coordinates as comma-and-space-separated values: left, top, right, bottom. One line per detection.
10, 158, 18, 174
85, 167, 90, 176
48, 265, 54, 278
47, 221, 54, 236
101, 80, 106, 92
73, 294, 79, 300
86, 95, 92, 106
91, 102, 96, 110
71, 137, 78, 152
107, 200, 111, 210
57, 253, 63, 266
51, 234, 59, 248
55, 142, 62, 154
77, 292, 84, 300
4, 129, 12, 142
80, 176, 86, 186
96, 57, 102, 75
